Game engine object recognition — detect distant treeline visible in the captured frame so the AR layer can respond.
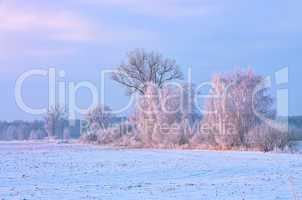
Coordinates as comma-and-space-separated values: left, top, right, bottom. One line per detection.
0, 116, 300, 141
0, 115, 127, 141
0, 120, 81, 141
289, 116, 302, 129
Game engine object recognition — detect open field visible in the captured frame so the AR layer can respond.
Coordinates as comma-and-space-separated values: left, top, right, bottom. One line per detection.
0, 142, 301, 200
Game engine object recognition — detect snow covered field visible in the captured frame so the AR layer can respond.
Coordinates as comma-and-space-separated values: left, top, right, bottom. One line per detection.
0, 142, 301, 200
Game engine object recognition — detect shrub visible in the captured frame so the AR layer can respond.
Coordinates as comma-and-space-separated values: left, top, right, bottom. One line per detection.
246, 124, 289, 152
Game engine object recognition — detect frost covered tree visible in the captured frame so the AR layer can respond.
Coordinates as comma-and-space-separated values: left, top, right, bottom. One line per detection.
5, 125, 17, 140
200, 69, 274, 148
44, 106, 66, 139
134, 84, 161, 145
29, 129, 46, 140
112, 49, 183, 95
85, 106, 115, 133
133, 83, 199, 147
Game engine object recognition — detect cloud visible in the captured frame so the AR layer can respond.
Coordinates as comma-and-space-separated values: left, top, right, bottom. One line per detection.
0, 0, 157, 58
82, 0, 218, 19
0, 1, 97, 42
0, 1, 96, 59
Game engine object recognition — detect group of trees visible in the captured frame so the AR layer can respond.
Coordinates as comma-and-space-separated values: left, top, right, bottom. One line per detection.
44, 107, 82, 140
81, 49, 290, 151
192, 70, 288, 151
0, 120, 46, 140
131, 83, 200, 147
2, 48, 292, 151
0, 107, 81, 141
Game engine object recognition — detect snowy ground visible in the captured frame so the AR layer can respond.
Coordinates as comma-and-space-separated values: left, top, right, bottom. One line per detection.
0, 142, 301, 200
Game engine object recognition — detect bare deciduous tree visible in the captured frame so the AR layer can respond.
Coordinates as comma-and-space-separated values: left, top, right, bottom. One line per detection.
112, 49, 183, 95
